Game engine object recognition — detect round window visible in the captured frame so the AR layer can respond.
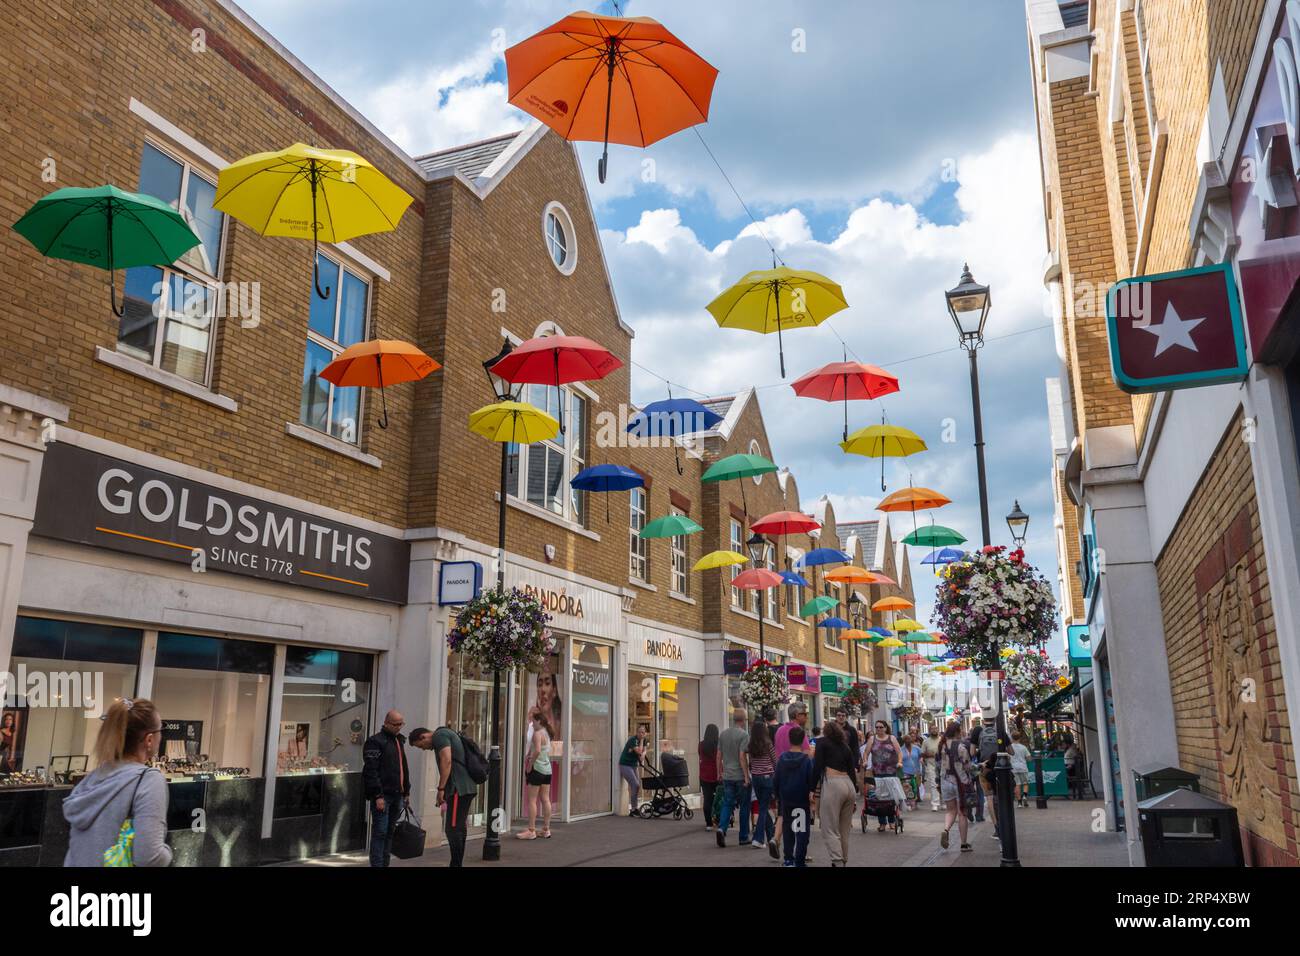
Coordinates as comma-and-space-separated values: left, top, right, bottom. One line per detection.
750, 439, 764, 485
542, 202, 577, 276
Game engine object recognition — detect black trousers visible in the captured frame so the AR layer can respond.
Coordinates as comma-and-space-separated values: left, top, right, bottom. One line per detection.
444, 791, 471, 867
701, 782, 719, 827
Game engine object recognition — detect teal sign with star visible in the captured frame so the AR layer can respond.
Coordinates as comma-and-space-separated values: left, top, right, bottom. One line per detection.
1104, 262, 1248, 394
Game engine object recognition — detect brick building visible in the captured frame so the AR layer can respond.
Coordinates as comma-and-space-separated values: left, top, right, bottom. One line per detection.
1027, 0, 1300, 865
0, 0, 914, 863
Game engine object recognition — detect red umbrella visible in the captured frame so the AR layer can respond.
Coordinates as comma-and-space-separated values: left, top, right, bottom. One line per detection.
791, 360, 899, 441
731, 568, 784, 590
489, 335, 622, 432
750, 510, 821, 617
869, 572, 896, 586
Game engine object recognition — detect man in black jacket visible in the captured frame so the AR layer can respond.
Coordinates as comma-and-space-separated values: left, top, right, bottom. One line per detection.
362, 710, 410, 867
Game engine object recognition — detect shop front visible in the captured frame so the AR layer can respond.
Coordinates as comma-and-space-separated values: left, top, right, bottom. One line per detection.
785, 663, 820, 725
625, 620, 705, 804
0, 434, 406, 866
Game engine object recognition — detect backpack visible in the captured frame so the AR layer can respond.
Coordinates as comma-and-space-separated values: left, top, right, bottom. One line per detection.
441, 727, 489, 784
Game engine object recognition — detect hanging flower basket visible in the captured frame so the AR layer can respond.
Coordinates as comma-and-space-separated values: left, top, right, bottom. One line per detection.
932, 546, 1057, 670
893, 701, 924, 724
1003, 648, 1064, 707
739, 659, 789, 712
447, 587, 554, 672
841, 684, 876, 716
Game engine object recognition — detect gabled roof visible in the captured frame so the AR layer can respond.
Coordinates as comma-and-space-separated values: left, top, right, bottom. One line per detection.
415, 131, 521, 179
698, 387, 756, 443
836, 520, 880, 566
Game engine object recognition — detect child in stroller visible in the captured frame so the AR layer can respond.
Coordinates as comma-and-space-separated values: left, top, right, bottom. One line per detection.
862, 777, 905, 833
636, 751, 694, 820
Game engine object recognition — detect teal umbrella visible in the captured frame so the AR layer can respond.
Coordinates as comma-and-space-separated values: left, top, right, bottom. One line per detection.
639, 513, 703, 539
701, 452, 778, 513
800, 595, 838, 617
13, 185, 201, 317
901, 524, 967, 548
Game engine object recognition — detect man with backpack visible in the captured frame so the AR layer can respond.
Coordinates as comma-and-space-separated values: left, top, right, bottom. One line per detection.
410, 725, 486, 867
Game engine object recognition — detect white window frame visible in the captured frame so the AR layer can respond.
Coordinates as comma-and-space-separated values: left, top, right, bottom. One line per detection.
729, 519, 744, 607
120, 138, 228, 387
749, 439, 764, 485
303, 251, 372, 445
629, 486, 649, 582
823, 581, 841, 650
670, 507, 689, 597
1134, 0, 1158, 140
504, 384, 587, 525
542, 201, 577, 276
765, 548, 778, 622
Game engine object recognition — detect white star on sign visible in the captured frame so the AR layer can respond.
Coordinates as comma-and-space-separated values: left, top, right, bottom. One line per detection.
1139, 301, 1205, 356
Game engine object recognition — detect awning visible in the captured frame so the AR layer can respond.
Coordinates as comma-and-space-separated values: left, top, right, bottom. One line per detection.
1033, 679, 1089, 715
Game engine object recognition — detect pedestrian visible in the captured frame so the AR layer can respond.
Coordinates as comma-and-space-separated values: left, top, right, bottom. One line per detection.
774, 725, 815, 867
977, 718, 1010, 840
699, 723, 722, 831
63, 697, 171, 867
1011, 732, 1032, 807
834, 707, 861, 770
773, 701, 810, 756
715, 708, 752, 848
362, 709, 410, 867
812, 719, 858, 867
938, 720, 973, 853
517, 708, 554, 840
968, 720, 985, 822
747, 719, 778, 856
865, 719, 907, 831
900, 733, 922, 809
409, 724, 477, 867
618, 724, 648, 817
921, 725, 943, 812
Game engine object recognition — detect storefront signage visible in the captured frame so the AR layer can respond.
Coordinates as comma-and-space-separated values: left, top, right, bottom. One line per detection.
438, 561, 482, 606
820, 674, 844, 693
1067, 624, 1091, 669
643, 636, 683, 662
786, 663, 807, 685
723, 649, 749, 675
32, 443, 409, 603
1105, 263, 1248, 393
520, 583, 584, 619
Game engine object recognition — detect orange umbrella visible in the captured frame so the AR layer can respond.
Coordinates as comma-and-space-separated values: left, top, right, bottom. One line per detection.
877, 487, 951, 512
824, 566, 876, 585
319, 339, 440, 429
505, 11, 718, 182
873, 596, 913, 612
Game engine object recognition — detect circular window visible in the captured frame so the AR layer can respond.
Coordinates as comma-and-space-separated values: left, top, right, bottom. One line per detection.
542, 202, 577, 276
750, 439, 764, 485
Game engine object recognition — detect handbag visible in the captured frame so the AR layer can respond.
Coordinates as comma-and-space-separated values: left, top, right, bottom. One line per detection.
103, 768, 151, 867
391, 802, 426, 860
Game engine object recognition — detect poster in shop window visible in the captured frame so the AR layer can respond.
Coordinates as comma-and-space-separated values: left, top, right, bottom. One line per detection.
0, 706, 29, 773
521, 653, 563, 807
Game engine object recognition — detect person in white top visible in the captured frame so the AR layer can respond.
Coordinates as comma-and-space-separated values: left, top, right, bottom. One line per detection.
1009, 733, 1032, 808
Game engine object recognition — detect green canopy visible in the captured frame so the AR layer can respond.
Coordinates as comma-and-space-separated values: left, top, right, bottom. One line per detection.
800, 595, 838, 617
639, 513, 703, 539
901, 524, 967, 547
890, 647, 910, 656
13, 185, 201, 317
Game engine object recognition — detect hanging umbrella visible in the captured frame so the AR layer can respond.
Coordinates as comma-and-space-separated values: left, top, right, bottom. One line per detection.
13, 184, 201, 317
751, 511, 820, 615
707, 267, 849, 377
489, 335, 622, 433
817, 617, 850, 630
878, 636, 906, 648
867, 626, 892, 637
318, 339, 439, 429
921, 547, 965, 569
901, 525, 967, 548
506, 11, 718, 183
800, 595, 838, 617
570, 463, 644, 522
640, 513, 703, 539
779, 570, 809, 587
627, 396, 723, 474
695, 550, 748, 572
841, 423, 927, 492
878, 484, 952, 536
844, 629, 871, 643
893, 618, 924, 632
889, 647, 911, 657
791, 359, 900, 441
868, 572, 897, 586
797, 547, 851, 567
468, 400, 559, 443
872, 596, 913, 613
701, 452, 777, 513
214, 144, 413, 300
731, 568, 783, 590
824, 566, 876, 585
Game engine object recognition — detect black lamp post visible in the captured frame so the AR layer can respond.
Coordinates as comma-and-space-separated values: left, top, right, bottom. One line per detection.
1006, 501, 1044, 808
747, 531, 771, 660
1006, 500, 1029, 548
480, 338, 514, 862
946, 265, 1020, 866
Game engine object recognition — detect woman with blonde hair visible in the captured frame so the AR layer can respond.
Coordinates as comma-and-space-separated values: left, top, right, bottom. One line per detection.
63, 697, 172, 867
517, 707, 554, 840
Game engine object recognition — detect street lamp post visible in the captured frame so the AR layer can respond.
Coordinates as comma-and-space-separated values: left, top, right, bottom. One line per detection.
946, 264, 1020, 867
480, 339, 514, 862
747, 531, 771, 660
1007, 501, 1046, 809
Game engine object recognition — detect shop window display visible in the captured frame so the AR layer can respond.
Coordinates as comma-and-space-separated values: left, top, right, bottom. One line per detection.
657, 676, 700, 792
277, 646, 373, 775
4, 617, 140, 788
151, 632, 272, 780
570, 640, 613, 816
520, 651, 564, 814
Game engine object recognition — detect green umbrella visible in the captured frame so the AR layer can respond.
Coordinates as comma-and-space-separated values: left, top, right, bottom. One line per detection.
800, 595, 838, 617
701, 452, 778, 513
639, 513, 703, 539
901, 524, 966, 548
12, 185, 201, 317
890, 647, 910, 657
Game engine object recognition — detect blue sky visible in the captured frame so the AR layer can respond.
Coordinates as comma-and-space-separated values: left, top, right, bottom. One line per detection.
239, 0, 1064, 654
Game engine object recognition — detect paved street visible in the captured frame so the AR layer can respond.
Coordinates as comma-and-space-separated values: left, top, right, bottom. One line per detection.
297, 797, 1126, 868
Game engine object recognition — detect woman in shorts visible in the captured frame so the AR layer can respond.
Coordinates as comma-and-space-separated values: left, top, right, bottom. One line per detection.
518, 708, 554, 840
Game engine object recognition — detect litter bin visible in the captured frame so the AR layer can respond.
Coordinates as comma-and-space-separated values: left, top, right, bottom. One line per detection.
1132, 763, 1199, 803
1136, 789, 1243, 867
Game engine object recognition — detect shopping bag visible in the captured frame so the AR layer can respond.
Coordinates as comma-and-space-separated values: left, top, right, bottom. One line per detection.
391, 803, 426, 859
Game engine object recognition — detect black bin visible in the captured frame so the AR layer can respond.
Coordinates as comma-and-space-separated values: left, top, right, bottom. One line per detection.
1137, 789, 1243, 867
1132, 763, 1199, 803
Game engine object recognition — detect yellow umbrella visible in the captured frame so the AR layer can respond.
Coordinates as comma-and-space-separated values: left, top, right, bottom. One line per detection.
468, 400, 558, 444
706, 266, 848, 377
824, 565, 876, 584
841, 423, 926, 491
893, 618, 924, 632
935, 665, 954, 674
878, 636, 906, 648
872, 596, 913, 612
694, 550, 748, 571
999, 647, 1016, 659
214, 144, 414, 299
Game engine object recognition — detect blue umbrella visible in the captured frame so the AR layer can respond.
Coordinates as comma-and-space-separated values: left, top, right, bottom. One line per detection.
817, 616, 850, 629
921, 546, 964, 571
868, 626, 891, 637
627, 398, 723, 474
797, 547, 851, 567
779, 570, 810, 587
570, 464, 644, 522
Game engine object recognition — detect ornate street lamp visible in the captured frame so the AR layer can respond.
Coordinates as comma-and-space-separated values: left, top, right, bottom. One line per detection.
747, 531, 771, 660
1006, 500, 1029, 548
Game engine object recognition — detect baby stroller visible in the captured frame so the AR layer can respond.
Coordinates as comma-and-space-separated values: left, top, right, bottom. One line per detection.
636, 752, 694, 820
862, 779, 905, 834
